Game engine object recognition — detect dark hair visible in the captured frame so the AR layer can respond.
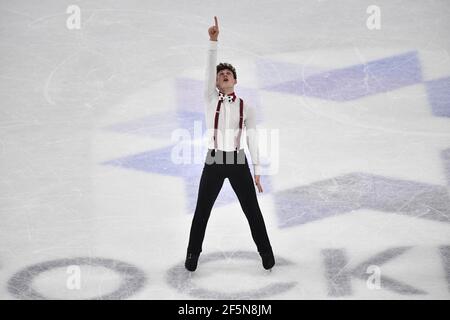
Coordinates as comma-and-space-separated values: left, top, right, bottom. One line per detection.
216, 62, 237, 79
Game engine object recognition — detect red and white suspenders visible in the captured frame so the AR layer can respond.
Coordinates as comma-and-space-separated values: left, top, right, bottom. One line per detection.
213, 95, 244, 155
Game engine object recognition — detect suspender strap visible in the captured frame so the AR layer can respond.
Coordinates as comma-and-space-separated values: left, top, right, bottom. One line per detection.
213, 99, 222, 151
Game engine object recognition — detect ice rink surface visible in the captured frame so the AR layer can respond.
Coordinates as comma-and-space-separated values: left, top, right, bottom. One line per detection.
1, 0, 450, 299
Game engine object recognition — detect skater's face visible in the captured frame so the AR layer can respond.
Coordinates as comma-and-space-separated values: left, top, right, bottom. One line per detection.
216, 69, 237, 91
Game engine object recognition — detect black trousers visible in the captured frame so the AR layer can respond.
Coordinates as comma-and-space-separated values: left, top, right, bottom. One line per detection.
187, 149, 273, 255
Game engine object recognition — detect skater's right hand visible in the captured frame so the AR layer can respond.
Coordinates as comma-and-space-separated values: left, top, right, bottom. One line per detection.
208, 16, 219, 41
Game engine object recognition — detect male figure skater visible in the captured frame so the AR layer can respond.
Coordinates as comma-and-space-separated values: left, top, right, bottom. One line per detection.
185, 17, 275, 271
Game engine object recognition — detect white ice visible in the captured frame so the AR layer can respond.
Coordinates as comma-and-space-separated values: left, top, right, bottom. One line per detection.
1, 0, 450, 299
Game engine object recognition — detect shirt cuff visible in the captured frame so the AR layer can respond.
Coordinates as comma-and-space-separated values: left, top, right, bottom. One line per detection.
253, 164, 262, 176
209, 40, 218, 49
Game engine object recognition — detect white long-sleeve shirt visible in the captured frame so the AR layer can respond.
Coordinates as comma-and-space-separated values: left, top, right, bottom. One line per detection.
204, 40, 261, 175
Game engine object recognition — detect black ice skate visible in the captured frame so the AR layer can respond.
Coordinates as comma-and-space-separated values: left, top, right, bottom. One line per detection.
259, 250, 275, 270
185, 252, 200, 272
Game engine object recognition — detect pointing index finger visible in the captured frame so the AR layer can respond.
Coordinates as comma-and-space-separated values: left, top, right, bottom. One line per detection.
214, 16, 218, 28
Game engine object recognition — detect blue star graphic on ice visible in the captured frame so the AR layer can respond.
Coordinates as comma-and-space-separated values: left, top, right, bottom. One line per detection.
256, 51, 450, 227
102, 51, 450, 224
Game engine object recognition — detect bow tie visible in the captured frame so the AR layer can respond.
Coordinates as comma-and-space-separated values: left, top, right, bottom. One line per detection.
218, 91, 237, 103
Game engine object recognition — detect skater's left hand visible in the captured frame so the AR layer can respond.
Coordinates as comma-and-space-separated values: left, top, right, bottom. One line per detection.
255, 175, 263, 193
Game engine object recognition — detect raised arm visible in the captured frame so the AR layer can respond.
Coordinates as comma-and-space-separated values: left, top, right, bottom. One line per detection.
204, 17, 219, 101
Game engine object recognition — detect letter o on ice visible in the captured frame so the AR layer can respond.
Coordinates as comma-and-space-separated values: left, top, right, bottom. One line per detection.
7, 257, 146, 300
166, 251, 297, 299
